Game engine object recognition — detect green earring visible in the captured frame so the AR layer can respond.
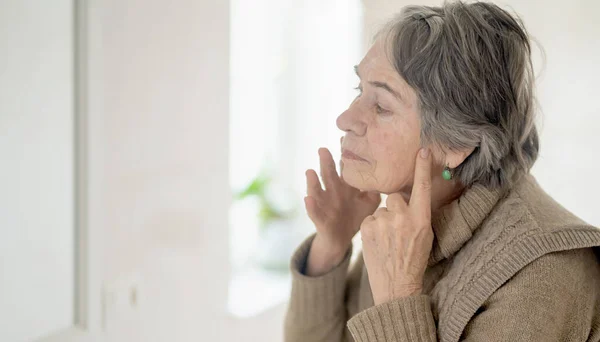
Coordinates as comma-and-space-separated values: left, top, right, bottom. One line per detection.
442, 164, 453, 180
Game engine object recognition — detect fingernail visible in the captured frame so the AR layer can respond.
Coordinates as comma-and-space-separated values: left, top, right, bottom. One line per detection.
420, 148, 430, 158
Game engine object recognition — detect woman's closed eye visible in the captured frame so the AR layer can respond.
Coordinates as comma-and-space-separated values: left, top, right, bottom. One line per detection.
354, 85, 391, 115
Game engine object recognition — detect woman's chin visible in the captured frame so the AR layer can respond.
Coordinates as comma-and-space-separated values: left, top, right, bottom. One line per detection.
342, 171, 374, 192
343, 170, 408, 196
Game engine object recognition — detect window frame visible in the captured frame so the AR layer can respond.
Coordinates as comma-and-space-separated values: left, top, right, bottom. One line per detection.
36, 1, 97, 340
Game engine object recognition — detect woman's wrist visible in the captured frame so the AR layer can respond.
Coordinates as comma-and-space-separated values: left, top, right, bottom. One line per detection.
305, 235, 350, 277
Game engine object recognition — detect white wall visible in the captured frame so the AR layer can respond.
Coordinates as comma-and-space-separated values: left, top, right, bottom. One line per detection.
85, 0, 288, 341
91, 0, 229, 339
0, 1, 74, 341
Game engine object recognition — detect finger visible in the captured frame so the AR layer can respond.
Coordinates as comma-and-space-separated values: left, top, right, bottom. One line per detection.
360, 215, 376, 235
306, 169, 324, 197
362, 214, 376, 223
319, 147, 340, 191
409, 148, 432, 220
304, 195, 326, 225
386, 192, 408, 212
373, 206, 389, 217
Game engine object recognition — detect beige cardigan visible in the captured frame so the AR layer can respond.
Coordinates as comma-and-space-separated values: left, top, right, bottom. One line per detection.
284, 174, 600, 342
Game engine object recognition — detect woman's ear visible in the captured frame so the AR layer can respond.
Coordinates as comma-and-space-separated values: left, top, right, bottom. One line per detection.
445, 146, 476, 168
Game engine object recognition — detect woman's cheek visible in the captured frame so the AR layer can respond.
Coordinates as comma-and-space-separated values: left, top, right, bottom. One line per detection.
370, 129, 396, 164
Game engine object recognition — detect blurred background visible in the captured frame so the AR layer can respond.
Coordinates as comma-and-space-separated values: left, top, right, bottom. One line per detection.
1, 0, 599, 341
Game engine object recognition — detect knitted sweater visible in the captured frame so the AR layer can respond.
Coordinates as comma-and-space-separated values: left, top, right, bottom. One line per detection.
284, 174, 600, 342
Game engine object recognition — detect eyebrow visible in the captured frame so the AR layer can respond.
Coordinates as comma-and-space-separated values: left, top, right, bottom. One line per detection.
354, 65, 404, 103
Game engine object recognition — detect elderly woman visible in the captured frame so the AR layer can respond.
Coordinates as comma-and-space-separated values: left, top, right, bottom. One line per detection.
283, 2, 600, 342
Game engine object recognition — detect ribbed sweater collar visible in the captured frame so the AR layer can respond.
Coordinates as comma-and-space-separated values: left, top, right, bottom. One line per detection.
428, 182, 507, 266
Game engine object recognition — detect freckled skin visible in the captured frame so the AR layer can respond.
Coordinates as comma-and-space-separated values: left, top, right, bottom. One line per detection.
337, 39, 474, 209
337, 40, 422, 197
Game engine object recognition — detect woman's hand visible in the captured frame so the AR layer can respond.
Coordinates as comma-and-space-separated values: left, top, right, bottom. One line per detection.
304, 139, 381, 275
360, 148, 434, 305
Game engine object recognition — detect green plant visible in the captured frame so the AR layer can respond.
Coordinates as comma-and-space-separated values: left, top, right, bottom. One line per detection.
235, 171, 297, 233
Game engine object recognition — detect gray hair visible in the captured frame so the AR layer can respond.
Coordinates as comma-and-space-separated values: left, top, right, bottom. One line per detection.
376, 1, 539, 189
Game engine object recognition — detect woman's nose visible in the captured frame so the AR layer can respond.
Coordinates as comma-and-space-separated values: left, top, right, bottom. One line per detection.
336, 105, 367, 136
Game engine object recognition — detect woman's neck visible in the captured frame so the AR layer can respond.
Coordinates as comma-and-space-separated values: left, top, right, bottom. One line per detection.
430, 176, 466, 213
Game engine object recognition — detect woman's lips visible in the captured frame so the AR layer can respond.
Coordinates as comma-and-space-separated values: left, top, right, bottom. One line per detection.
342, 149, 367, 161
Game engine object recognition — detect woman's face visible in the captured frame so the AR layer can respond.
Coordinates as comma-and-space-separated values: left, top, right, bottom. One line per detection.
337, 40, 424, 196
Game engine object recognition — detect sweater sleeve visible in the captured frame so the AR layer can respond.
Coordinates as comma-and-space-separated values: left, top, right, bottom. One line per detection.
346, 247, 600, 342
283, 232, 354, 342
346, 295, 437, 342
